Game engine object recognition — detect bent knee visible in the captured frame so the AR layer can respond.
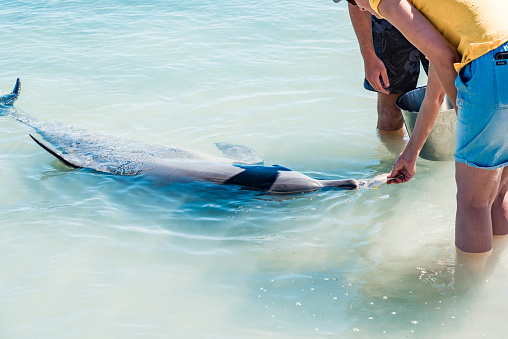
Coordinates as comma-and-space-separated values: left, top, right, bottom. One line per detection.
456, 191, 497, 209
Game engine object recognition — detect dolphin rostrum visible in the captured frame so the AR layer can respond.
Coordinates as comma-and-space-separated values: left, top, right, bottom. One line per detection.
1, 79, 393, 194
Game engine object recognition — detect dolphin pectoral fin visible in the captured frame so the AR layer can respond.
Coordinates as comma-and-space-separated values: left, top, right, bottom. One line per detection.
0, 78, 21, 106
214, 142, 263, 165
29, 134, 83, 169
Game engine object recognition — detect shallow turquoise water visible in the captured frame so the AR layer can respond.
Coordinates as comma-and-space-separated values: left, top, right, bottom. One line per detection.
1, 1, 507, 338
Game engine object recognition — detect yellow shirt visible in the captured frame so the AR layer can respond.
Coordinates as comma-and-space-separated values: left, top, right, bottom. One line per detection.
369, 0, 508, 70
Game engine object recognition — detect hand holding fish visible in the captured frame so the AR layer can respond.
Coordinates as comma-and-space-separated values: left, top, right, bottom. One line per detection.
387, 150, 417, 184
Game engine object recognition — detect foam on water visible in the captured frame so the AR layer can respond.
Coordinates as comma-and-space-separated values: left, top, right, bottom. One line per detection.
1, 1, 506, 338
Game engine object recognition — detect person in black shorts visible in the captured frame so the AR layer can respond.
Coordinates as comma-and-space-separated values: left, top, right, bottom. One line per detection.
347, 4, 428, 135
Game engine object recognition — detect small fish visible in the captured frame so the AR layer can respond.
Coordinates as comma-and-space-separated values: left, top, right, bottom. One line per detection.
359, 173, 405, 189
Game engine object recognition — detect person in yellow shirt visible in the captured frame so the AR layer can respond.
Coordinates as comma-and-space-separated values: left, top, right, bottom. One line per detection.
337, 0, 508, 281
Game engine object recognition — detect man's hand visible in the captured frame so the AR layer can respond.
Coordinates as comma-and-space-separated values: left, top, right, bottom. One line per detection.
364, 54, 390, 94
348, 4, 390, 95
387, 150, 417, 184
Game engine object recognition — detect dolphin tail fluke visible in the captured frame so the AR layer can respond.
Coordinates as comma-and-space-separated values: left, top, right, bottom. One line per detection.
29, 134, 83, 169
319, 179, 359, 190
12, 78, 21, 96
0, 78, 21, 106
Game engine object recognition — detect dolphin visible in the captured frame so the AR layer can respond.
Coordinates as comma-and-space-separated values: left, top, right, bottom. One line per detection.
1, 79, 393, 194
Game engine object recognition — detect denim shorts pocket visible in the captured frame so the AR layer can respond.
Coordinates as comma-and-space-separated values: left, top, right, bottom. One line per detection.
494, 59, 508, 109
457, 61, 476, 88
455, 71, 470, 126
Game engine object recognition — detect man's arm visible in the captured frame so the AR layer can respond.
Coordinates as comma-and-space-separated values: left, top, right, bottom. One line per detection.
348, 4, 390, 94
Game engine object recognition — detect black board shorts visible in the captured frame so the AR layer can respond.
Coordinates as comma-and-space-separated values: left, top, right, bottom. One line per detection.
364, 16, 429, 94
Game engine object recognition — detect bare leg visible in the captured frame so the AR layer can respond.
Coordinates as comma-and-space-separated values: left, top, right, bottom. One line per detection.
491, 167, 508, 236
483, 235, 508, 278
453, 162, 505, 291
455, 247, 491, 293
376, 92, 404, 132
456, 248, 491, 277
455, 162, 503, 253
481, 169, 508, 277
376, 92, 406, 154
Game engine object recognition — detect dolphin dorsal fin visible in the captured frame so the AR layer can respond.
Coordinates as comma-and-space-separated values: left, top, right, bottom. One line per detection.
215, 142, 263, 165
29, 134, 83, 169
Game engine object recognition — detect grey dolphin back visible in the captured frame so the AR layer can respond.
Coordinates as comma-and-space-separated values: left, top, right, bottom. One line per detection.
0, 78, 21, 106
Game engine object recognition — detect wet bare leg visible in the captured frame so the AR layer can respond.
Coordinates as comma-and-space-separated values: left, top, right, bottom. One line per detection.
454, 247, 491, 293
455, 162, 503, 253
491, 167, 508, 236
376, 92, 406, 153
376, 92, 404, 131
454, 163, 505, 291
482, 168, 508, 276
483, 235, 508, 279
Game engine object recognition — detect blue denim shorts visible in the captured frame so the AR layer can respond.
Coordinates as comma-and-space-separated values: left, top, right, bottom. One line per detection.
454, 41, 508, 169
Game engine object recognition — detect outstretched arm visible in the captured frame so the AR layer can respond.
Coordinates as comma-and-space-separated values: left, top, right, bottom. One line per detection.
387, 63, 446, 184
348, 4, 390, 94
